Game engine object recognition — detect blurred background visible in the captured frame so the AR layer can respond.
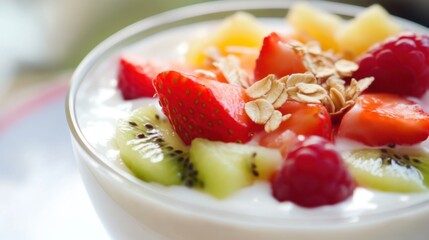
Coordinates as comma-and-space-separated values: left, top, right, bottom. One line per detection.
0, 0, 428, 103
0, 0, 428, 105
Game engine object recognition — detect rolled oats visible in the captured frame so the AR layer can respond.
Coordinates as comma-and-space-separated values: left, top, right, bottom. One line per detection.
205, 46, 222, 61
288, 40, 306, 53
355, 77, 374, 92
286, 73, 317, 87
330, 87, 346, 110
287, 86, 299, 100
321, 96, 335, 113
194, 69, 217, 79
315, 66, 336, 79
264, 110, 283, 133
213, 55, 250, 88
296, 92, 324, 103
244, 99, 274, 124
243, 39, 374, 132
324, 77, 345, 93
296, 82, 323, 95
345, 77, 374, 100
306, 41, 322, 55
272, 88, 288, 108
335, 59, 359, 77
265, 79, 286, 104
345, 79, 359, 100
246, 75, 273, 98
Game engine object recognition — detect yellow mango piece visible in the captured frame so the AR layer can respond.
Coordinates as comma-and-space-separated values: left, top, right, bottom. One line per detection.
186, 12, 267, 67
287, 2, 342, 51
336, 4, 402, 58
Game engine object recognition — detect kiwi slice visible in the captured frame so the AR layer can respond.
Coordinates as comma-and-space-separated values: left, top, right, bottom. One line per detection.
116, 104, 198, 186
342, 148, 429, 192
189, 138, 282, 199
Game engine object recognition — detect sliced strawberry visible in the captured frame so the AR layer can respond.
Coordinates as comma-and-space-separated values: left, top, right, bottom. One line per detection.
253, 32, 306, 81
259, 101, 332, 155
337, 93, 429, 146
154, 70, 257, 145
118, 55, 166, 100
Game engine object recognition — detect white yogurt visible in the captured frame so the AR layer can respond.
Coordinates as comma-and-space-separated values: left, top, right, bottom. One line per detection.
72, 19, 429, 240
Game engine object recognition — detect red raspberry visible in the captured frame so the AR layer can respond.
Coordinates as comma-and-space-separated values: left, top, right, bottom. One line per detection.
271, 136, 355, 208
353, 32, 429, 97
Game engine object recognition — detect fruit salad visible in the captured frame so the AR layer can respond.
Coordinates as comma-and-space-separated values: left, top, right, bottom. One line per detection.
112, 2, 429, 210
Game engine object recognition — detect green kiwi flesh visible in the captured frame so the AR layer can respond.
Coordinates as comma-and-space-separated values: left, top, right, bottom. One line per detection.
342, 148, 429, 192
189, 138, 282, 199
116, 104, 197, 186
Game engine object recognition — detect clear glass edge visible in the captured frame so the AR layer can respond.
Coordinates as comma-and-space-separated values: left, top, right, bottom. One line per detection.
65, 0, 429, 226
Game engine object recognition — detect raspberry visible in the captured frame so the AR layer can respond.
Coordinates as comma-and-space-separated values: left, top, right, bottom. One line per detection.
353, 32, 429, 97
271, 136, 355, 208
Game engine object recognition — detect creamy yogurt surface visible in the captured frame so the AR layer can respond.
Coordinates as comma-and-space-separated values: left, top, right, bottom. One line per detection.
74, 19, 429, 225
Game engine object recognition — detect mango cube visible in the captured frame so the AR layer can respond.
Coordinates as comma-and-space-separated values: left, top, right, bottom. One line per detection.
336, 4, 402, 58
287, 2, 342, 51
186, 12, 267, 67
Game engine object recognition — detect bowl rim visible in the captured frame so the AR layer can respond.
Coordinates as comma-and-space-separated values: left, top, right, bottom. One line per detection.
66, 0, 429, 227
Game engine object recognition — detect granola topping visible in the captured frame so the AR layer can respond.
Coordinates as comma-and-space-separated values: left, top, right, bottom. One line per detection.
244, 40, 374, 132
244, 99, 274, 124
213, 55, 250, 88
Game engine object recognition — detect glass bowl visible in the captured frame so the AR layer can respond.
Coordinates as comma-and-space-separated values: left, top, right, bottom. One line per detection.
66, 1, 429, 239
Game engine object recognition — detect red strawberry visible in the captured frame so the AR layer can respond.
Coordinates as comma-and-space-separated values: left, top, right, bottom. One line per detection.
271, 136, 355, 208
259, 101, 332, 155
337, 93, 429, 146
353, 32, 429, 97
154, 70, 257, 144
118, 55, 165, 100
254, 32, 306, 81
